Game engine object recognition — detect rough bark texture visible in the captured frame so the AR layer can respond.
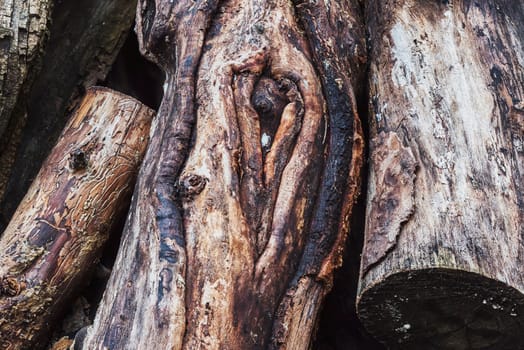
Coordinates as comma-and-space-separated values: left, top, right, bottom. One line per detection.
0, 0, 52, 200
0, 0, 137, 230
78, 0, 365, 349
358, 1, 524, 349
0, 87, 153, 350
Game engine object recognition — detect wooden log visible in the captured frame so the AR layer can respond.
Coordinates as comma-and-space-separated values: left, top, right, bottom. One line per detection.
0, 0, 137, 230
0, 0, 52, 200
358, 1, 524, 349
0, 87, 154, 350
78, 0, 364, 349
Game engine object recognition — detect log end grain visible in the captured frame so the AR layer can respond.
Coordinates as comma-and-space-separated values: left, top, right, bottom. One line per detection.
357, 268, 524, 350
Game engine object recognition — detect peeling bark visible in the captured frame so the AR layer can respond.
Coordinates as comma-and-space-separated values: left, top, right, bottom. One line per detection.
358, 1, 524, 349
0, 0, 137, 230
79, 0, 364, 349
0, 87, 153, 350
360, 131, 417, 274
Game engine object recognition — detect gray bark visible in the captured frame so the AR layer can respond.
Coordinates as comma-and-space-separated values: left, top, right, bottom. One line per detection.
358, 1, 524, 349
0, 0, 52, 201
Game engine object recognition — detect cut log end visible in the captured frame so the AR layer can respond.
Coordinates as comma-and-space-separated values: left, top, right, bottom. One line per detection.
357, 269, 524, 350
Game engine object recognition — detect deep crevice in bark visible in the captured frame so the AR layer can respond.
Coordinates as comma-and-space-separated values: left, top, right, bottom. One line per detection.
313, 48, 385, 349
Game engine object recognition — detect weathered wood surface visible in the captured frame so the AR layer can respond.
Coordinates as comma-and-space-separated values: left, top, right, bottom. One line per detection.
358, 1, 524, 349
78, 0, 365, 349
0, 87, 154, 350
0, 0, 137, 230
0, 0, 52, 200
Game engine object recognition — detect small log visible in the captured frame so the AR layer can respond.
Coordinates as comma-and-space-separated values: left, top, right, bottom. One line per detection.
358, 1, 524, 349
78, 0, 364, 349
0, 87, 154, 350
0, 0, 138, 229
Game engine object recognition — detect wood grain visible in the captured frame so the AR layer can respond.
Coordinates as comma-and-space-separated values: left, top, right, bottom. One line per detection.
358, 1, 524, 348
79, 0, 365, 349
0, 87, 154, 349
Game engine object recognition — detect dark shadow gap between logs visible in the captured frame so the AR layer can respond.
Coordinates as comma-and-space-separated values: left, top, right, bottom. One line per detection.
313, 46, 385, 349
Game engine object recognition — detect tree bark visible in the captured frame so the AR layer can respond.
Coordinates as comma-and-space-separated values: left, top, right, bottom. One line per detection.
0, 0, 52, 200
0, 87, 153, 350
0, 0, 137, 230
358, 1, 524, 349
78, 0, 365, 349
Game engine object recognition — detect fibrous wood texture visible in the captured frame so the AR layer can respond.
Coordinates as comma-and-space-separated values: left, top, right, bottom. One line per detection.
358, 1, 524, 349
0, 0, 51, 198
0, 0, 50, 139
78, 0, 365, 349
0, 0, 137, 230
0, 87, 153, 350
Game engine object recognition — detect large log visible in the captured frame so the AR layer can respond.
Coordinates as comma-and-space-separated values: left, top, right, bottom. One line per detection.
0, 87, 154, 350
78, 0, 365, 349
0, 0, 138, 230
358, 1, 524, 349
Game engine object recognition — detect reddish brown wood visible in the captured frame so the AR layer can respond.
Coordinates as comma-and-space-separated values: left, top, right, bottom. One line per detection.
79, 0, 365, 349
0, 87, 154, 349
358, 1, 524, 349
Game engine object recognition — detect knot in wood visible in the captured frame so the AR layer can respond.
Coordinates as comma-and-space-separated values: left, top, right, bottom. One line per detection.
179, 174, 207, 198
252, 77, 289, 120
0, 276, 23, 296
69, 149, 88, 171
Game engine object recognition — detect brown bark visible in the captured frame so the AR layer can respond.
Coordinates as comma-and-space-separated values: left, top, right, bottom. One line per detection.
78, 0, 365, 349
0, 0, 52, 200
0, 87, 154, 350
0, 0, 137, 230
358, 1, 524, 349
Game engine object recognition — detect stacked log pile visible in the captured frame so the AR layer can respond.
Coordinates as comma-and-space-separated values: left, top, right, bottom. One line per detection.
0, 1, 522, 349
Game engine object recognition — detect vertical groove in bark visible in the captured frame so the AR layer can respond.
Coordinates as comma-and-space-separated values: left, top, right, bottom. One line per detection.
79, 1, 221, 349
270, 1, 365, 348
0, 87, 154, 350
358, 1, 524, 349
0, 0, 137, 231
80, 0, 364, 349
0, 0, 52, 200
